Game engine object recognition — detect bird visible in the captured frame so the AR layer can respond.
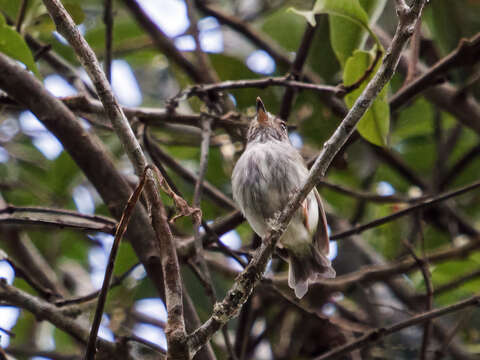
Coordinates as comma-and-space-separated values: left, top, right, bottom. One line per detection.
231, 97, 335, 299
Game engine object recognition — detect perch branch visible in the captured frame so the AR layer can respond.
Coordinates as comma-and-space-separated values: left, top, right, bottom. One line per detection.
187, 0, 427, 355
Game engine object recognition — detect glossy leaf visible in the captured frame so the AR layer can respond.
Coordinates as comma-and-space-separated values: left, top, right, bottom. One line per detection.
343, 50, 389, 146
0, 14, 39, 76
329, 0, 387, 65
290, 0, 381, 60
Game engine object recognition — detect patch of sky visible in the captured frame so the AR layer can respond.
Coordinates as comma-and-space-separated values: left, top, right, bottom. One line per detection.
19, 111, 63, 160
0, 147, 9, 163
175, 17, 223, 52
133, 323, 167, 350
133, 298, 168, 349
99, 314, 115, 341
325, 225, 338, 261
111, 60, 142, 107
73, 185, 95, 215
0, 117, 19, 142
376, 181, 395, 196
246, 50, 275, 75
137, 0, 188, 37
198, 17, 223, 53
175, 35, 195, 51
0, 262, 19, 347
44, 74, 77, 97
289, 132, 303, 149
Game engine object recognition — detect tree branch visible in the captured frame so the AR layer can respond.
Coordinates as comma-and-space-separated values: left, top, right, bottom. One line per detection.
0, 281, 121, 358
0, 205, 116, 233
85, 168, 148, 359
41, 2, 190, 358
330, 179, 480, 240
391, 32, 480, 110
313, 294, 480, 360
187, 0, 427, 355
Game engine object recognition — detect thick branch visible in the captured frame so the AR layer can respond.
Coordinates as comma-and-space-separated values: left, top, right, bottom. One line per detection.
41, 2, 189, 358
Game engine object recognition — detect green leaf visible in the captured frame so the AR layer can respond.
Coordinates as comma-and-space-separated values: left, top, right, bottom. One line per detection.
343, 50, 389, 146
330, 0, 387, 66
64, 2, 85, 25
290, 0, 383, 66
0, 14, 39, 76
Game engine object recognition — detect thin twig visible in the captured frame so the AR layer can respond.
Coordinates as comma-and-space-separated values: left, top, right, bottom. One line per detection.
188, 115, 238, 360
185, 0, 219, 83
402, 216, 433, 360
403, 18, 422, 85
148, 165, 189, 359
177, 76, 343, 101
122, 0, 204, 83
434, 308, 473, 360
279, 20, 318, 121
340, 49, 383, 94
439, 142, 480, 190
54, 263, 140, 307
313, 295, 480, 360
4, 258, 56, 300
415, 268, 480, 301
85, 167, 148, 359
318, 180, 418, 203
0, 281, 119, 356
15, 0, 29, 32
330, 179, 480, 240
123, 334, 167, 356
144, 130, 236, 209
390, 32, 480, 111
103, 0, 114, 83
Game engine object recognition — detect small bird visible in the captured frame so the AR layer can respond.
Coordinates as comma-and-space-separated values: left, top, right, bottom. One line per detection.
232, 97, 335, 299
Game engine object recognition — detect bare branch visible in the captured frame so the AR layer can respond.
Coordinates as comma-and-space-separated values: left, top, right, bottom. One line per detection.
103, 0, 114, 83
391, 32, 480, 111
85, 167, 148, 359
313, 295, 480, 360
0, 281, 121, 358
0, 205, 116, 233
279, 21, 318, 121
54, 263, 140, 307
330, 179, 480, 240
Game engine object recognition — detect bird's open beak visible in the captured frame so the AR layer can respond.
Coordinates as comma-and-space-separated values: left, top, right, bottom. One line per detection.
256, 97, 268, 125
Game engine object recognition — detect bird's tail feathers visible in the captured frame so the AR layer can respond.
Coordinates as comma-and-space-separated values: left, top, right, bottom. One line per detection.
288, 245, 335, 299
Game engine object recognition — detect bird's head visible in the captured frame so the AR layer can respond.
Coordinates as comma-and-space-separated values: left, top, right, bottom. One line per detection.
246, 97, 289, 144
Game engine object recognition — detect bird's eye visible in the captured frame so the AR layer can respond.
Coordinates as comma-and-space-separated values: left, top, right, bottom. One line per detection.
280, 122, 287, 133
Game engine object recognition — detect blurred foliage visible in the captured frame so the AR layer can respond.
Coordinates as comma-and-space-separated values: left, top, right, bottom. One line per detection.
0, 0, 480, 359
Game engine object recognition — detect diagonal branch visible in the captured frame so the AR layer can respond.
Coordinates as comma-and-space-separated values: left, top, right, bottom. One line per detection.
85, 168, 148, 359
187, 0, 428, 355
313, 294, 480, 360
0, 281, 121, 358
41, 1, 190, 358
390, 32, 480, 110
330, 179, 480, 240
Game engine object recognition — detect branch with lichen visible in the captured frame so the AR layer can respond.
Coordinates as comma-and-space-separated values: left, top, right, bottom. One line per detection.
187, 0, 428, 355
